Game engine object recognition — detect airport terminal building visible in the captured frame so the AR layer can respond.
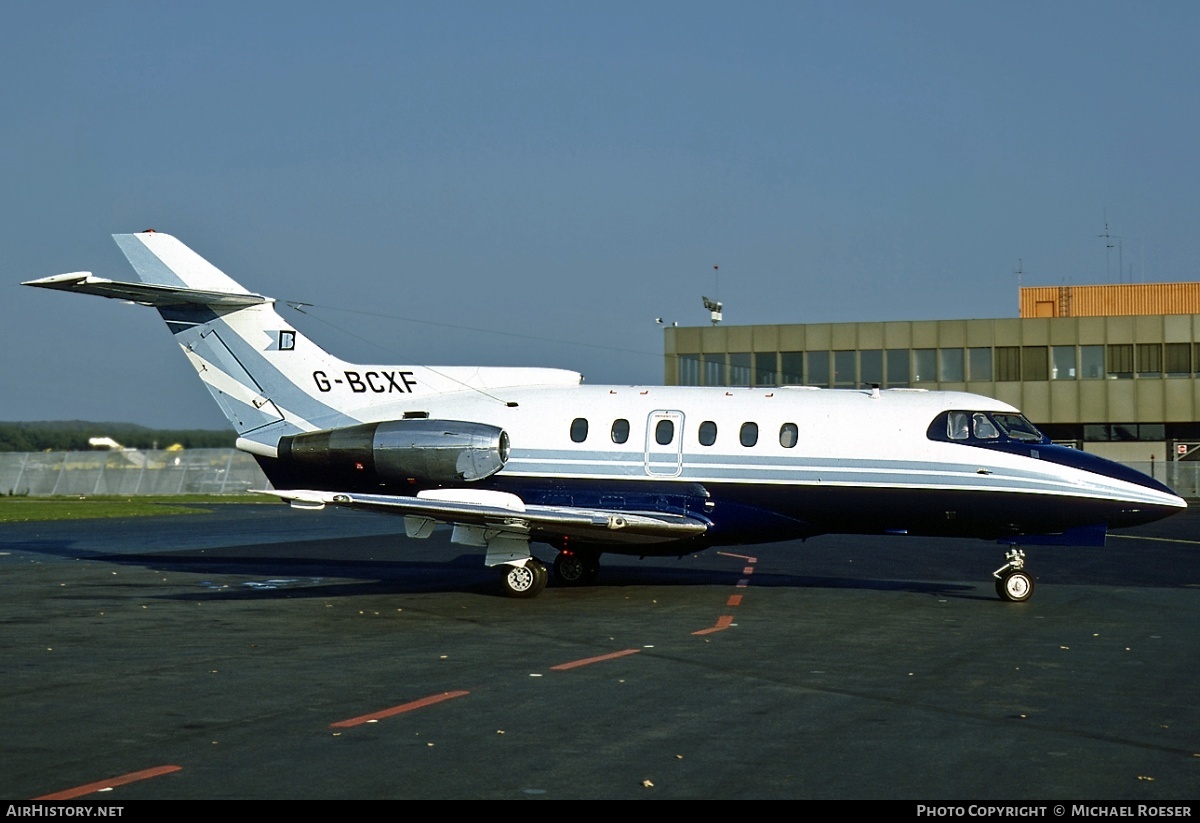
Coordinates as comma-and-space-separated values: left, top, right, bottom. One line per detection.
664, 282, 1200, 466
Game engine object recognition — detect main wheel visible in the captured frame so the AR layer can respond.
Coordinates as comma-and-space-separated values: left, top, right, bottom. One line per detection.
553, 551, 599, 586
995, 569, 1034, 602
500, 559, 548, 599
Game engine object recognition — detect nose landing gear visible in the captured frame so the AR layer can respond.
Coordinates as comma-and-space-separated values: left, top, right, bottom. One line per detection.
993, 547, 1034, 602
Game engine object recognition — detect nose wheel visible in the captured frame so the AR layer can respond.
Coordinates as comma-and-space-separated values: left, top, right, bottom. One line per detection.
993, 548, 1034, 602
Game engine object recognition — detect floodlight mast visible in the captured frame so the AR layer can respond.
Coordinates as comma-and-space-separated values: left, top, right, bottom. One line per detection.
702, 296, 722, 325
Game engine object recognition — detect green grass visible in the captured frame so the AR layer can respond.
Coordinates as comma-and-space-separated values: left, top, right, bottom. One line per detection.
0, 494, 269, 523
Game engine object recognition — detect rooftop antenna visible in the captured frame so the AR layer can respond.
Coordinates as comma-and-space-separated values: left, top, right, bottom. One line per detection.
1014, 258, 1023, 313
702, 264, 722, 325
1099, 210, 1118, 281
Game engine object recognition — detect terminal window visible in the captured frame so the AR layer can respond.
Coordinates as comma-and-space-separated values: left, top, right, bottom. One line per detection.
995, 347, 1021, 381
1166, 343, 1191, 376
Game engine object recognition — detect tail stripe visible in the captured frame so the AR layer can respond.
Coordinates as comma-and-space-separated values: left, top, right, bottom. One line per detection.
113, 235, 188, 288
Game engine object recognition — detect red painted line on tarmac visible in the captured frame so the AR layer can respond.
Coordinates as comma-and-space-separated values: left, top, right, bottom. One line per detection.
692, 615, 734, 636
331, 690, 470, 728
35, 765, 183, 800
742, 566, 754, 575
550, 648, 641, 671
717, 551, 756, 562
727, 594, 743, 607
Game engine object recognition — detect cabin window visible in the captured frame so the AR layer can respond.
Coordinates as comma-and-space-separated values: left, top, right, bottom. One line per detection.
611, 419, 630, 444
698, 420, 717, 446
740, 422, 759, 447
655, 419, 675, 445
779, 423, 798, 448
570, 418, 589, 443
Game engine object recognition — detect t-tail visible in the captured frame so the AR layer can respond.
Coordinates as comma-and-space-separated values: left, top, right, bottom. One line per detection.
22, 231, 581, 456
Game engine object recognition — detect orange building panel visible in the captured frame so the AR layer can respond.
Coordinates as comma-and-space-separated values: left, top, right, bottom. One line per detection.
1019, 282, 1200, 317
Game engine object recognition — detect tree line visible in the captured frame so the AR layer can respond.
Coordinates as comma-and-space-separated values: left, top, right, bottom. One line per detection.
0, 421, 235, 452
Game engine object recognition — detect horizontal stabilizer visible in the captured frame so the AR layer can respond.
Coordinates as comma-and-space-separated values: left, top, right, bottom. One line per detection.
22, 272, 270, 308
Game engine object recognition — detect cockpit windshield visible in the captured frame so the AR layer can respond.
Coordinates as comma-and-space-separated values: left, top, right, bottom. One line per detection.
932, 410, 1047, 445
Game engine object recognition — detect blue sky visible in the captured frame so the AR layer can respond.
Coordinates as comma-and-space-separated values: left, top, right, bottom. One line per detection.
3, 1, 1198, 429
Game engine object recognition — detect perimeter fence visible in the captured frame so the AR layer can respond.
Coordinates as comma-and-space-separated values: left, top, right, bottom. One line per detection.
0, 449, 271, 496
1128, 461, 1200, 499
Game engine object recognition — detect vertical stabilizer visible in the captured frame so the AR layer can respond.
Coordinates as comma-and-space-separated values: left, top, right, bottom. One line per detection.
107, 232, 357, 442
112, 231, 253, 293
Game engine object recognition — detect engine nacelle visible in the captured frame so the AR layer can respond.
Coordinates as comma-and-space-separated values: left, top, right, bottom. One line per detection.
277, 419, 509, 486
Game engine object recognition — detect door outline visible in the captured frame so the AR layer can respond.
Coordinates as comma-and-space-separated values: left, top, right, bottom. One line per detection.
644, 410, 685, 477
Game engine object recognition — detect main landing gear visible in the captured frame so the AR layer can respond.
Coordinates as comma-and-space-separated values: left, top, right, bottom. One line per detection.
992, 547, 1034, 602
552, 549, 600, 587
497, 544, 605, 597
499, 558, 549, 598
498, 550, 603, 597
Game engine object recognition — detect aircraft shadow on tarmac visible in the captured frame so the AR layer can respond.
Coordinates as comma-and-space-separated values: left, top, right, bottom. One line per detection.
7, 528, 1186, 601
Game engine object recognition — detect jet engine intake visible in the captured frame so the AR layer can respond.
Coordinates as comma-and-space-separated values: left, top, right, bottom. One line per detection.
278, 419, 509, 485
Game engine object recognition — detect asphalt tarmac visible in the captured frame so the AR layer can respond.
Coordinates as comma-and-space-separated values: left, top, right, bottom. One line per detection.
1, 502, 1198, 800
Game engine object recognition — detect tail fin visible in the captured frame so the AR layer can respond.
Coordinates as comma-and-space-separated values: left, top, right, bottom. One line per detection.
112, 231, 254, 294
24, 231, 357, 446
25, 231, 585, 453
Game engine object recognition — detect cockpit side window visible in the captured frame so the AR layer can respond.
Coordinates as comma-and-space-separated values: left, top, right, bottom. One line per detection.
972, 413, 999, 439
947, 412, 970, 440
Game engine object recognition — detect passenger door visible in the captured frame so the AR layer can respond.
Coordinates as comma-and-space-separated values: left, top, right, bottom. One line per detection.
644, 410, 684, 477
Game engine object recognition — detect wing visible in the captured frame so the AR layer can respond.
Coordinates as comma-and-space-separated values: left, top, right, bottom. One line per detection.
262, 487, 709, 547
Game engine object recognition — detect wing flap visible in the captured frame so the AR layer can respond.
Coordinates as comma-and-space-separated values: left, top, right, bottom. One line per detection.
262, 489, 709, 546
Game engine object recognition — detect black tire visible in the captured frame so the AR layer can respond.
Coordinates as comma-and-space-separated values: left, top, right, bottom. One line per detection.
552, 554, 600, 587
531, 558, 549, 593
500, 559, 548, 598
553, 551, 600, 586
995, 569, 1034, 602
